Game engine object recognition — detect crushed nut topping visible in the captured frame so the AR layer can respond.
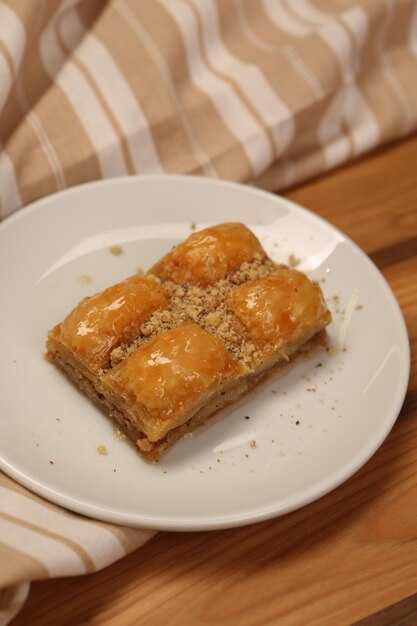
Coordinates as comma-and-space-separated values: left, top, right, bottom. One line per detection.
109, 257, 279, 369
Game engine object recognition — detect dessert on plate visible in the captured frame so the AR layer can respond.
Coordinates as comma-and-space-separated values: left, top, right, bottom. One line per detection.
46, 223, 331, 461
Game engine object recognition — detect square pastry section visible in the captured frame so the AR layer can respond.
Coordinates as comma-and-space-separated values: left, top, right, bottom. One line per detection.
47, 223, 331, 461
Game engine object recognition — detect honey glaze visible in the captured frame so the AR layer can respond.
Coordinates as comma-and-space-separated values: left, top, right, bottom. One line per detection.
57, 276, 168, 370
149, 222, 266, 286
227, 268, 330, 348
103, 321, 245, 440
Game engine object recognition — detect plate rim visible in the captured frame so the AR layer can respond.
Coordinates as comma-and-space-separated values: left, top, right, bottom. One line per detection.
0, 175, 410, 531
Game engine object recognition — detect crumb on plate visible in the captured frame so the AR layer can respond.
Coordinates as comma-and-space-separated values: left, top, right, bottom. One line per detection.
78, 274, 92, 284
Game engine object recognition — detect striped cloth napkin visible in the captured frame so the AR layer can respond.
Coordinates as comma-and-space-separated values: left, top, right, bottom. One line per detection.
1, 0, 417, 622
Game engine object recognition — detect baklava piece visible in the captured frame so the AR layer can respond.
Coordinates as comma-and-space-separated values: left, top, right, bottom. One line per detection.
47, 223, 331, 461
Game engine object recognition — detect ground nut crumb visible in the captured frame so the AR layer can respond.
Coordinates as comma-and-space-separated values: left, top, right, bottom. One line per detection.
78, 274, 92, 284
288, 253, 300, 267
110, 346, 124, 367
204, 312, 221, 327
147, 274, 161, 283
109, 257, 283, 367
97, 445, 107, 455
160, 310, 171, 322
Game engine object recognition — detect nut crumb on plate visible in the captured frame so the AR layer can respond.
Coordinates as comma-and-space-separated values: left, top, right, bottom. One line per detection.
78, 274, 92, 284
288, 253, 300, 267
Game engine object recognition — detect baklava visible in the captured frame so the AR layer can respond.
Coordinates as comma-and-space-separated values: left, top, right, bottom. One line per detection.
47, 223, 331, 461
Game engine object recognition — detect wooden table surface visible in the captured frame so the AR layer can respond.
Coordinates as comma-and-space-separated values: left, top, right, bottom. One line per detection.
11, 135, 417, 626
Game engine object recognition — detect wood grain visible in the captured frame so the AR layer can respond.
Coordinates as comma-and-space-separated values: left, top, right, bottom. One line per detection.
11, 135, 417, 626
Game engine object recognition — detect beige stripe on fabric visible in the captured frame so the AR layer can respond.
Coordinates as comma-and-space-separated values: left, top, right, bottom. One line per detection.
60, 8, 164, 175
216, 0, 321, 99
15, 79, 67, 191
0, 1, 24, 72
0, 144, 22, 217
0, 514, 87, 577
232, 0, 276, 56
0, 2, 63, 143
3, 117, 59, 208
0, 5, 67, 211
264, 1, 381, 169
55, 4, 134, 175
376, 0, 415, 134
216, 0, 330, 187
289, 1, 362, 82
0, 43, 13, 117
411, 0, 417, 57
249, 0, 308, 47
58, 37, 135, 176
160, 0, 273, 178
11, 3, 102, 192
0, 11, 81, 212
103, 525, 156, 554
221, 6, 317, 186
348, 2, 416, 144
0, 5, 24, 140
24, 82, 102, 191
281, 45, 325, 98
0, 511, 94, 574
382, 0, 417, 131
115, 0, 215, 177
98, 1, 208, 176
258, 0, 343, 94
0, 487, 129, 571
0, 1, 26, 106
236, 2, 340, 181
0, 474, 154, 559
0, 538, 47, 589
134, 0, 252, 181
76, 0, 104, 28
188, 0, 294, 157
39, 2, 129, 178
0, 5, 67, 194
216, 0, 332, 186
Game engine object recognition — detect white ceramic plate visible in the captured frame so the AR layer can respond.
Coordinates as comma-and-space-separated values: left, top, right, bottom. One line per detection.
0, 176, 409, 531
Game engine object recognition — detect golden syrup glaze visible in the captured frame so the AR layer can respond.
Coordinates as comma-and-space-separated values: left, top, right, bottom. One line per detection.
102, 321, 246, 441
55, 276, 168, 371
226, 268, 331, 354
149, 223, 266, 286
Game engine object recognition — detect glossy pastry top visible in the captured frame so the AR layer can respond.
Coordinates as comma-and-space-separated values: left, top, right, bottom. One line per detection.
149, 222, 266, 286
55, 276, 168, 371
227, 268, 330, 353
103, 321, 245, 441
